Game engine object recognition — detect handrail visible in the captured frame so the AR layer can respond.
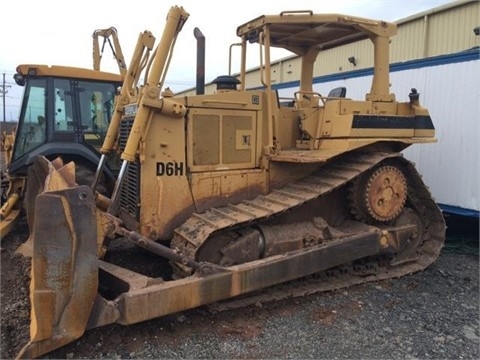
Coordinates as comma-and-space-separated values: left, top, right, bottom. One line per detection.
228, 43, 242, 76
280, 10, 313, 16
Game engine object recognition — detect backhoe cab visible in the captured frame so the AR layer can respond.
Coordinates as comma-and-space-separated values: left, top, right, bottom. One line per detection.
1, 25, 129, 238
16, 6, 444, 359
0, 65, 122, 237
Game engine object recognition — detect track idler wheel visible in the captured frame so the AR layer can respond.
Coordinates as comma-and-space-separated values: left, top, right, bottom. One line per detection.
350, 164, 407, 223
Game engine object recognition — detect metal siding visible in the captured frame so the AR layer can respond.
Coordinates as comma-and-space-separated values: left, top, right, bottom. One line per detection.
314, 39, 374, 76
279, 1, 479, 81
427, 2, 479, 57
391, 19, 426, 61
402, 60, 480, 212
391, 3, 480, 60
272, 57, 301, 86
280, 1, 480, 81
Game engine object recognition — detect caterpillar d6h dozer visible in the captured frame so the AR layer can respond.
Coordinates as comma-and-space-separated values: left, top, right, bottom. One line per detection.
16, 6, 446, 359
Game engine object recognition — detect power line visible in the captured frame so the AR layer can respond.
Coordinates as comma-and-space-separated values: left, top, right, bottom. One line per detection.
1, 73, 12, 122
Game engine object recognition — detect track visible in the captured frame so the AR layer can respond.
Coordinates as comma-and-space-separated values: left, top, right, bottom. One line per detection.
171, 151, 445, 309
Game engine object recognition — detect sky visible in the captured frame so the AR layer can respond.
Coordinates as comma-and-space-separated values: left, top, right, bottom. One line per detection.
0, 0, 455, 121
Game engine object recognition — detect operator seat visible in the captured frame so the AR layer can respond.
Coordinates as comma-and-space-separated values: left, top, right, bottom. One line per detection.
327, 86, 347, 98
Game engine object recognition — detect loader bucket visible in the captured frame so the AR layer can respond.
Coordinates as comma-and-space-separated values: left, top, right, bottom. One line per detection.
16, 180, 99, 358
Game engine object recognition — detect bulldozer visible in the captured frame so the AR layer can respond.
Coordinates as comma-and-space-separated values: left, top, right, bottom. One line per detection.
0, 27, 132, 237
16, 6, 445, 359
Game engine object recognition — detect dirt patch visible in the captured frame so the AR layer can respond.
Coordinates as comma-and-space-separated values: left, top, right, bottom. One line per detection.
1, 218, 31, 359
217, 317, 263, 340
312, 308, 337, 326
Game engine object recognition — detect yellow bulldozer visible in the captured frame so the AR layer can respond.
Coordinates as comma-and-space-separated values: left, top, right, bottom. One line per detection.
15, 6, 445, 359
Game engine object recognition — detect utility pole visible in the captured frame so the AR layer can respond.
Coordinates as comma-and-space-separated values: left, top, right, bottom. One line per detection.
1, 73, 11, 122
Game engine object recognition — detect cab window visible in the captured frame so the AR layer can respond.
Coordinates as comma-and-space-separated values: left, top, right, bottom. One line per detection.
53, 79, 75, 132
13, 78, 47, 159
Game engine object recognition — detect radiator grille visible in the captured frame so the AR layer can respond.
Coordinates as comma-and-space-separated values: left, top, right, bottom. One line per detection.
118, 117, 140, 220
118, 117, 134, 150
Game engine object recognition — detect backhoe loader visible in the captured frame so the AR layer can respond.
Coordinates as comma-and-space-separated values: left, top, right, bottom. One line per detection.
16, 6, 445, 359
0, 27, 130, 237
0, 65, 122, 238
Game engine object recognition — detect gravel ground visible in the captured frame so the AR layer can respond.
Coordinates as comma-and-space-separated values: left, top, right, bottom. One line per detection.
49, 252, 480, 360
1, 218, 478, 360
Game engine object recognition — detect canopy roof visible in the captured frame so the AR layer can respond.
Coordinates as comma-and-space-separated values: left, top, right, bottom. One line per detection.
237, 12, 397, 55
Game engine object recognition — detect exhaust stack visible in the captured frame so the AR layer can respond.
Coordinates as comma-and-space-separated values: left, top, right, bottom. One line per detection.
194, 27, 205, 95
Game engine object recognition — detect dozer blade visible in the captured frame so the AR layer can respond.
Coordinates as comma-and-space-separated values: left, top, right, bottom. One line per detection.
16, 184, 99, 358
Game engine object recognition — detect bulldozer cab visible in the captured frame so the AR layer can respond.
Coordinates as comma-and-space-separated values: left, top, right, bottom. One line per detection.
10, 65, 122, 176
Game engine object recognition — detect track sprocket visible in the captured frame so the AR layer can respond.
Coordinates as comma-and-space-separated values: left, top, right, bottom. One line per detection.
350, 164, 407, 223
